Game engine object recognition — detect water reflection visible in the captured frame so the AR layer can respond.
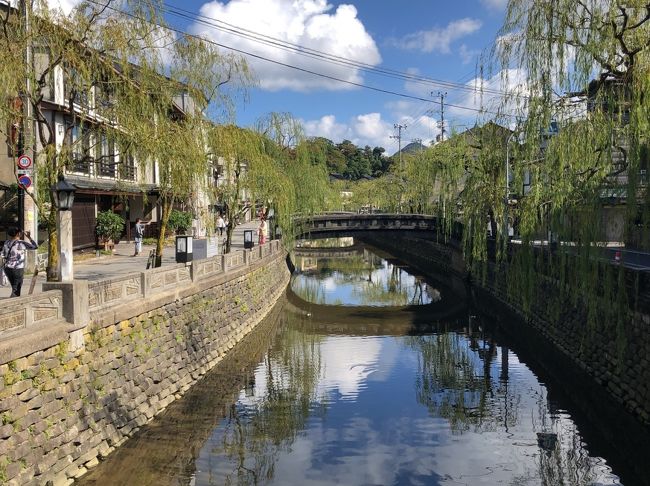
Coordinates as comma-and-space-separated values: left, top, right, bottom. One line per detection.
77, 244, 641, 486
292, 241, 439, 306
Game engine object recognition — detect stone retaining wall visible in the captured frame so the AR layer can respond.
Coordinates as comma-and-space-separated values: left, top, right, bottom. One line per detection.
361, 232, 650, 427
0, 241, 290, 485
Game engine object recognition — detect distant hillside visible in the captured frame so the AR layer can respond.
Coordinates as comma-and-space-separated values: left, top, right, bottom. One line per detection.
393, 141, 426, 157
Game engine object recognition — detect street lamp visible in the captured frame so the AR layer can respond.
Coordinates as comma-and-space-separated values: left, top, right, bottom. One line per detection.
504, 129, 518, 241
50, 174, 76, 281
50, 175, 76, 210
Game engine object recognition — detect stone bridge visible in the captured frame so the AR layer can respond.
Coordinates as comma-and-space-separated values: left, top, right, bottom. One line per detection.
295, 213, 447, 239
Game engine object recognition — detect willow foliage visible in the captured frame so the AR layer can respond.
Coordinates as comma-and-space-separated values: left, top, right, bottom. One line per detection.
390, 2, 648, 341
0, 0, 252, 274
491, 0, 650, 327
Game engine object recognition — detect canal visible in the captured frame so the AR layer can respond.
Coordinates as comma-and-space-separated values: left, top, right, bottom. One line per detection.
77, 240, 647, 485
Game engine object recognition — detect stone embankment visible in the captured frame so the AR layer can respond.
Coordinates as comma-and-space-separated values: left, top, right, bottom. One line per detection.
361, 232, 650, 428
0, 241, 289, 485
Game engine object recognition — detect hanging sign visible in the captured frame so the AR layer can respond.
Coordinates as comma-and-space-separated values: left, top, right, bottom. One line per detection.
17, 155, 32, 170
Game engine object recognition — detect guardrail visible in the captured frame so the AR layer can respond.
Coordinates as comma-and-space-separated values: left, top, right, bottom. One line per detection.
0, 240, 283, 339
0, 290, 64, 335
86, 242, 280, 315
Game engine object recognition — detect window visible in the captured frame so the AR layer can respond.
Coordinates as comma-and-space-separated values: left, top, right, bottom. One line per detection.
64, 65, 90, 107
95, 78, 115, 116
120, 152, 136, 181
34, 47, 54, 102
97, 134, 116, 177
68, 123, 92, 174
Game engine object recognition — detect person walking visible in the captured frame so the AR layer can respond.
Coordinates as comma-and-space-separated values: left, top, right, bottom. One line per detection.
258, 218, 267, 245
2, 227, 37, 297
133, 218, 150, 256
216, 214, 226, 236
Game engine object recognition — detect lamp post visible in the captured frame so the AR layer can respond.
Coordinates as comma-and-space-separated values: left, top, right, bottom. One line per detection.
504, 130, 518, 242
50, 175, 76, 281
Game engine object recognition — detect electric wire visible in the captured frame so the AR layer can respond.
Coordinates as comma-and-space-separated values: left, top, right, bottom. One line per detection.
87, 0, 522, 119
150, 0, 528, 100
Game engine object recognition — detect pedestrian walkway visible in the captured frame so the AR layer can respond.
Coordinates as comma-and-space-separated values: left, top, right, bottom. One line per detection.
0, 220, 261, 298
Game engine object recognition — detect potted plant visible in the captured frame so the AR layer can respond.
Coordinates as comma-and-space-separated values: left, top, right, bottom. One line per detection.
167, 209, 193, 235
95, 211, 125, 251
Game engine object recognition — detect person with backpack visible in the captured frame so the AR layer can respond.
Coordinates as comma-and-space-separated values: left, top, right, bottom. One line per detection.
133, 218, 150, 256
2, 227, 37, 297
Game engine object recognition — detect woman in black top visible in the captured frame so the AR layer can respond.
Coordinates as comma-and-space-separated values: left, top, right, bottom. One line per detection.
2, 227, 37, 297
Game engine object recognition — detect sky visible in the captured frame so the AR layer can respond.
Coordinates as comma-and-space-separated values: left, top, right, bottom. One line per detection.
176, 0, 515, 154
49, 0, 519, 154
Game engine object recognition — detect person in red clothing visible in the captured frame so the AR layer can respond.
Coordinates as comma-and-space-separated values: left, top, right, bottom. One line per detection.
258, 218, 267, 245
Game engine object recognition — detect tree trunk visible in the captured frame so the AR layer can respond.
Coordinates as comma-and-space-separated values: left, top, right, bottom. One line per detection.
155, 198, 172, 268
46, 215, 59, 281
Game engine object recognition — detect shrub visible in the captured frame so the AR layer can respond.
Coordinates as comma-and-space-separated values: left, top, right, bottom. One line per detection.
167, 210, 193, 234
95, 211, 125, 242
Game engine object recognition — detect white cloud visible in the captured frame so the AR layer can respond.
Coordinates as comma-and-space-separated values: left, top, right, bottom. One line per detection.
303, 107, 440, 152
481, 0, 509, 10
459, 44, 480, 65
190, 0, 381, 92
392, 18, 482, 54
303, 115, 350, 143
448, 68, 530, 124
49, 0, 80, 14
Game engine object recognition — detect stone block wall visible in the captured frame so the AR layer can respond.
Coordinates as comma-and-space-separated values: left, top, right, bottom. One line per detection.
362, 232, 650, 428
0, 245, 290, 485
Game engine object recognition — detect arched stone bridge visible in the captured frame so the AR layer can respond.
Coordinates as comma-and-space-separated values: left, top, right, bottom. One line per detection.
294, 213, 444, 239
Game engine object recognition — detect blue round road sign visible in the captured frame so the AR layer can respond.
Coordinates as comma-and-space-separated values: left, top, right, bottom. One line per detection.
18, 175, 32, 189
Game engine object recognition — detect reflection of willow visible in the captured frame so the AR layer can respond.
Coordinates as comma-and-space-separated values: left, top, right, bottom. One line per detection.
511, 392, 601, 486
409, 332, 519, 434
319, 254, 382, 281
218, 312, 324, 486
353, 262, 410, 306
292, 275, 328, 304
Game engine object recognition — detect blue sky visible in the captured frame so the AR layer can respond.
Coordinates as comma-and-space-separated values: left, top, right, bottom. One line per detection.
50, 0, 514, 152
159, 0, 517, 152
175, 0, 507, 153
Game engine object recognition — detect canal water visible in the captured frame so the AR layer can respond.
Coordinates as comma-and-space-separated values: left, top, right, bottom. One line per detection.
77, 241, 646, 486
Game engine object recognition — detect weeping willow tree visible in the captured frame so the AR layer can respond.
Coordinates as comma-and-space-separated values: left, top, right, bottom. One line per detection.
208, 124, 266, 253
255, 112, 333, 216
0, 0, 252, 276
487, 1, 650, 331
0, 0, 170, 279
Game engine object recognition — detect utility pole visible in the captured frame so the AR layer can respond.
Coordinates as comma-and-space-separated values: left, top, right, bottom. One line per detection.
20, 0, 37, 240
391, 123, 406, 168
433, 91, 447, 142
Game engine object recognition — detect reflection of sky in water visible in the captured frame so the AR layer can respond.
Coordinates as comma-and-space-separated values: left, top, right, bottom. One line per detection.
194, 334, 622, 486
292, 251, 439, 306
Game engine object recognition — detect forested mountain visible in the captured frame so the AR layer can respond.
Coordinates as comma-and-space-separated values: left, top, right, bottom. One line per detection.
304, 137, 395, 180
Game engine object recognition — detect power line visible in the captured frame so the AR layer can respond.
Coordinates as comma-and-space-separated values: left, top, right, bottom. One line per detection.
86, 0, 520, 119
147, 0, 527, 100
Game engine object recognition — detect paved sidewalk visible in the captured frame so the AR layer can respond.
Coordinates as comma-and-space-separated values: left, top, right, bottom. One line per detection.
1, 220, 261, 298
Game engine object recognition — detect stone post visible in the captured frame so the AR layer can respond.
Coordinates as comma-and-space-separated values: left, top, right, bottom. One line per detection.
42, 280, 89, 351
57, 210, 74, 281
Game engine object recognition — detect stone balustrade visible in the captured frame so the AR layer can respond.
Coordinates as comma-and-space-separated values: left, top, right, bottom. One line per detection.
0, 243, 280, 344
